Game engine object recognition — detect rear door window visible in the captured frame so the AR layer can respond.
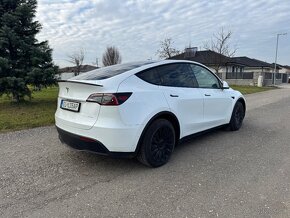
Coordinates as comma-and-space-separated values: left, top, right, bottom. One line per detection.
156, 64, 197, 88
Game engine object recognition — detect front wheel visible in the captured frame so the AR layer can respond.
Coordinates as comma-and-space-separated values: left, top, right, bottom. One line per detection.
228, 101, 245, 131
137, 119, 175, 167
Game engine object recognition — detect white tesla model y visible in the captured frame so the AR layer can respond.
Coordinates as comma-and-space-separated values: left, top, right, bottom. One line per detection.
55, 60, 246, 167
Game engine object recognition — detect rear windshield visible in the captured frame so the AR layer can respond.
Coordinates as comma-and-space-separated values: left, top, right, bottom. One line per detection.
72, 61, 156, 80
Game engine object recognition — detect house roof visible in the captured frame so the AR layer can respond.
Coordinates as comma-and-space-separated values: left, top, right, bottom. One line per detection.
170, 49, 280, 70
59, 65, 98, 73
169, 50, 231, 66
229, 57, 274, 68
276, 64, 290, 70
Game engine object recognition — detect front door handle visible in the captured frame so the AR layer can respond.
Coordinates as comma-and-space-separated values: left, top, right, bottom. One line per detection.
170, 94, 179, 97
204, 94, 211, 96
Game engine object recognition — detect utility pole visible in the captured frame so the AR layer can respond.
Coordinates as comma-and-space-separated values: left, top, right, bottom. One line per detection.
92, 57, 99, 68
273, 33, 287, 85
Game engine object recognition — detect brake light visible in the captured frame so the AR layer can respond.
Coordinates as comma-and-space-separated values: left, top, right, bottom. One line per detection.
86, 93, 132, 105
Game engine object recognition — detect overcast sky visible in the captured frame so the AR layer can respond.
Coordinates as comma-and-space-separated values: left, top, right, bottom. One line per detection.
36, 0, 290, 67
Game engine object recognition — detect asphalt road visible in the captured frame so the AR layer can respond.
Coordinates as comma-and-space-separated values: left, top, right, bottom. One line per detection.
1, 88, 290, 218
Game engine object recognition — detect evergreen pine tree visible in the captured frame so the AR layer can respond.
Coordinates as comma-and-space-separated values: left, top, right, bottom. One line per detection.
0, 0, 58, 101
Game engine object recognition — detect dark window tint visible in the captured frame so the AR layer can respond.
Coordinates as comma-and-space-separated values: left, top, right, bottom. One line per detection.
190, 64, 221, 89
136, 68, 161, 85
157, 64, 196, 88
72, 61, 155, 80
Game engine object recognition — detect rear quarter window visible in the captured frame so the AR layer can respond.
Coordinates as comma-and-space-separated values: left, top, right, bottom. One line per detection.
136, 68, 161, 85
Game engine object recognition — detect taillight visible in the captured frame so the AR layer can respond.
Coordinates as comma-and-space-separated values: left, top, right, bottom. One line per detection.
86, 93, 132, 105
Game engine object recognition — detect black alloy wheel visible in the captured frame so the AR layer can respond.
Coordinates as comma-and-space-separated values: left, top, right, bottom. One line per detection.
229, 101, 245, 131
138, 119, 175, 167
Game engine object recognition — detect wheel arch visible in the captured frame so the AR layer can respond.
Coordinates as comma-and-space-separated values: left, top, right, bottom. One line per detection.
134, 111, 181, 154
236, 97, 246, 113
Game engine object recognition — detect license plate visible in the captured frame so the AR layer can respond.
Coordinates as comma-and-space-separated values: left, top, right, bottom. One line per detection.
61, 100, 80, 112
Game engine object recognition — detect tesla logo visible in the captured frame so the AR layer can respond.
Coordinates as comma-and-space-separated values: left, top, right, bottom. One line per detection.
66, 87, 69, 93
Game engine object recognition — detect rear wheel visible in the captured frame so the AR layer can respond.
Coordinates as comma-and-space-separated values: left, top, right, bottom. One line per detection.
137, 119, 175, 167
228, 101, 245, 131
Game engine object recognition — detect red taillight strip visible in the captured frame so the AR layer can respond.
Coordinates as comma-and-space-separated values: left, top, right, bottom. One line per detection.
86, 92, 132, 105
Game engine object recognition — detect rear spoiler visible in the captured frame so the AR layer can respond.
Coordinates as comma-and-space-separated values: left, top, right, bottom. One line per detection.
57, 80, 103, 87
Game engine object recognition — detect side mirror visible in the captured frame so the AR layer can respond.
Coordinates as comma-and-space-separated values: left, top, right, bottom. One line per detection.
222, 81, 230, 89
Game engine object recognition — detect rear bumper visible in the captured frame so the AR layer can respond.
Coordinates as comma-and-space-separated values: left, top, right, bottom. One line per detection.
57, 127, 136, 158
55, 114, 145, 152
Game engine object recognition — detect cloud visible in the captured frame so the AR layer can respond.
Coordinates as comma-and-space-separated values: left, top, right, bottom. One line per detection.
36, 0, 290, 67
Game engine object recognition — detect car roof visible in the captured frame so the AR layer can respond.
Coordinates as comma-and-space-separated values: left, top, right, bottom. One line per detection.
126, 59, 213, 75
68, 59, 213, 87
120, 59, 209, 73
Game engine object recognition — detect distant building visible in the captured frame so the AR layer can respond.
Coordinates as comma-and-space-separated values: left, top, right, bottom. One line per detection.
277, 64, 290, 83
277, 64, 290, 74
170, 48, 288, 86
169, 49, 231, 74
58, 65, 99, 80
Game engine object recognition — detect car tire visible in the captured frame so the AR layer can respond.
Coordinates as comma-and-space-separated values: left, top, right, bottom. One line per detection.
137, 119, 175, 167
228, 101, 245, 131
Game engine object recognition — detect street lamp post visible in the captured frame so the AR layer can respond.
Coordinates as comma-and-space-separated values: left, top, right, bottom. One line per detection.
273, 33, 287, 85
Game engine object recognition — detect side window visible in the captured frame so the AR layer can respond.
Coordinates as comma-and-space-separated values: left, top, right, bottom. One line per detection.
190, 64, 221, 89
156, 64, 196, 88
136, 68, 161, 85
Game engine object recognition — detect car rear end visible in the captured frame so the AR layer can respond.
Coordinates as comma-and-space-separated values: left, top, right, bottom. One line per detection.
55, 63, 154, 156
56, 80, 144, 156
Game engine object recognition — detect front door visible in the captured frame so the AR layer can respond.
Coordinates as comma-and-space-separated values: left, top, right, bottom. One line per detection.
190, 64, 233, 129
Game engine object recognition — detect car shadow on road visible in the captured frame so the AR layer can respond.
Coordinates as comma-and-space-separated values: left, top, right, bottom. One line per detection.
63, 148, 148, 173
61, 127, 231, 173
58, 118, 253, 173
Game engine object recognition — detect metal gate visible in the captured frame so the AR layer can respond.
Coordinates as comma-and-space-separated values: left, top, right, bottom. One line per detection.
282, 74, 288, 83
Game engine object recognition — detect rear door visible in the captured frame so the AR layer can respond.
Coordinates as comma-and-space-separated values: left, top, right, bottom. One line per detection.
156, 63, 204, 137
190, 64, 233, 128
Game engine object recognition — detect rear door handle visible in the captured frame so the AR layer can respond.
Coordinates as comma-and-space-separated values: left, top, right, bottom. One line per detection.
170, 94, 179, 97
204, 94, 211, 96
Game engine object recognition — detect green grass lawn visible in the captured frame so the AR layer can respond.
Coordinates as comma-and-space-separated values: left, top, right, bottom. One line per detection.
230, 85, 275, 94
0, 84, 276, 133
0, 86, 58, 133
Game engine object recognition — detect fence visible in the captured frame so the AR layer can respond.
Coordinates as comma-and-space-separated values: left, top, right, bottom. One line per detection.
264, 73, 282, 80
226, 72, 254, 79
282, 74, 288, 83
221, 71, 288, 86
275, 73, 281, 79
264, 73, 272, 80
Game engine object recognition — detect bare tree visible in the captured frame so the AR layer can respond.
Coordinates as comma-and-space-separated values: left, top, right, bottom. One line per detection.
67, 49, 85, 76
203, 28, 237, 73
156, 38, 180, 59
102, 46, 122, 66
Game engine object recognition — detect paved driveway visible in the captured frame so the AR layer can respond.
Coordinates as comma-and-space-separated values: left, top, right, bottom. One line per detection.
1, 88, 290, 217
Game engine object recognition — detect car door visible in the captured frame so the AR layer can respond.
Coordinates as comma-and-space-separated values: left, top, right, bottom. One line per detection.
156, 63, 204, 137
190, 64, 233, 129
